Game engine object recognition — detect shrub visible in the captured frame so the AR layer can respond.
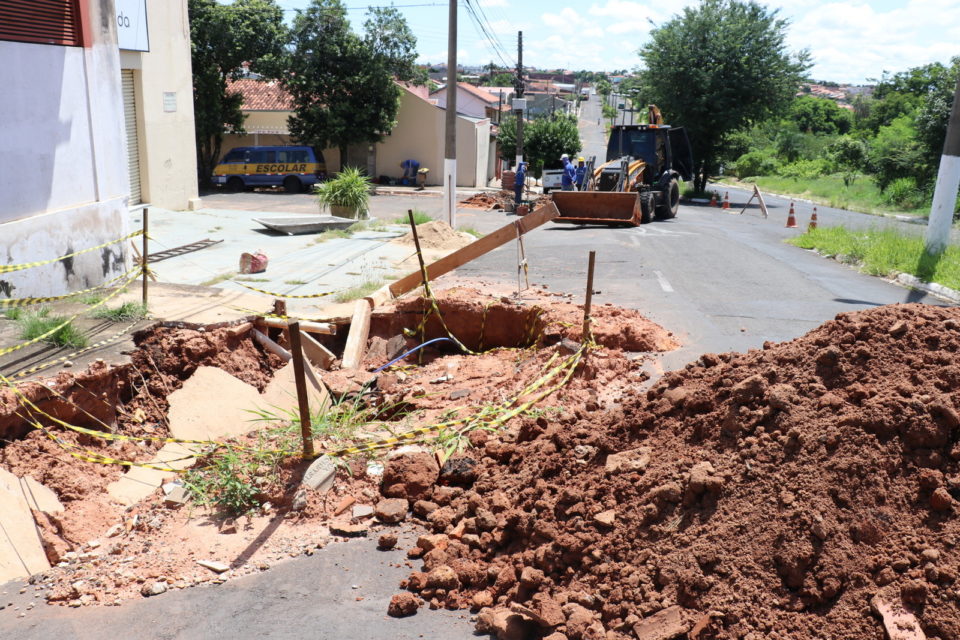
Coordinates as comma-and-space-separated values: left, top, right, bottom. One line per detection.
779, 158, 829, 179
882, 177, 926, 209
315, 167, 372, 217
732, 149, 780, 178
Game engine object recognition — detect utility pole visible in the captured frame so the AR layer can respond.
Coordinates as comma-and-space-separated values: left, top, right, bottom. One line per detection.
925, 75, 960, 255
443, 0, 457, 227
514, 31, 524, 169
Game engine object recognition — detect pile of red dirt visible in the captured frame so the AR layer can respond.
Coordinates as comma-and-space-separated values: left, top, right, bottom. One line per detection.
394, 220, 476, 251
393, 303, 960, 639
461, 192, 515, 210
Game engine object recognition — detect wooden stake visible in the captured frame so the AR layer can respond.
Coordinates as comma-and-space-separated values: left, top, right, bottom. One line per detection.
141, 208, 149, 306
408, 209, 429, 289
287, 321, 314, 458
583, 251, 596, 341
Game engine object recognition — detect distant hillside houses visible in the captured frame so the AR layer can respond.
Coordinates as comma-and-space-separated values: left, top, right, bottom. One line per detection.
800, 82, 874, 110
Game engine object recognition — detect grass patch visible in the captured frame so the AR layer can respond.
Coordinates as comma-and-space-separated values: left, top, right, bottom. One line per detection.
78, 294, 104, 305
185, 397, 411, 516
200, 271, 237, 287
334, 277, 385, 303
459, 226, 484, 239
234, 276, 270, 282
13, 307, 88, 348
720, 175, 928, 218
789, 225, 960, 290
91, 302, 148, 322
309, 229, 351, 245
391, 210, 433, 226
284, 279, 308, 285
348, 219, 389, 233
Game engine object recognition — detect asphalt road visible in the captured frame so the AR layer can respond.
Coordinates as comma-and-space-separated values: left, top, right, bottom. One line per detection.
0, 98, 953, 640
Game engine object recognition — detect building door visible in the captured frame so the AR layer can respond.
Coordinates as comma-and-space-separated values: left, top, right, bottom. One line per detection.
121, 70, 142, 205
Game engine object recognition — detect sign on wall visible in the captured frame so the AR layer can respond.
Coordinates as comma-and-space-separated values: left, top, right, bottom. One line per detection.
116, 0, 149, 52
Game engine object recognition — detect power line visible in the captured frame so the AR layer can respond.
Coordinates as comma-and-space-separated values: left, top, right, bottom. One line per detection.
461, 0, 514, 69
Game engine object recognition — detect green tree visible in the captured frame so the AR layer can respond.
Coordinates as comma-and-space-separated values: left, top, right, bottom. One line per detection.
867, 115, 925, 192
525, 114, 582, 178
915, 58, 960, 168
189, 0, 286, 186
595, 76, 612, 99
789, 95, 852, 134
280, 0, 419, 169
498, 114, 516, 159
638, 0, 809, 191
482, 72, 516, 87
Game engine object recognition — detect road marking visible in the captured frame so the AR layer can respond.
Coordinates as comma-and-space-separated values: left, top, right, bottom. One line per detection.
653, 270, 674, 292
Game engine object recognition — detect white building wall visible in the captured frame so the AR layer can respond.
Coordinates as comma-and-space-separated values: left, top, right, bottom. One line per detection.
120, 0, 199, 210
0, 0, 131, 299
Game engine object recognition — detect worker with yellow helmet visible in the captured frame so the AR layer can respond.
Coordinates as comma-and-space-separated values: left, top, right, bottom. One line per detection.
575, 156, 587, 190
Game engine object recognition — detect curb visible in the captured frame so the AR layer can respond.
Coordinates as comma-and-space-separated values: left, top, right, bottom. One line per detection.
895, 273, 960, 304
807, 249, 960, 305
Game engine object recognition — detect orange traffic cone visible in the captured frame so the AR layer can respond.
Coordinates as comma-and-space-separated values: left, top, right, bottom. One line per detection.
722, 192, 730, 210
709, 193, 718, 207
786, 202, 798, 228
808, 207, 818, 231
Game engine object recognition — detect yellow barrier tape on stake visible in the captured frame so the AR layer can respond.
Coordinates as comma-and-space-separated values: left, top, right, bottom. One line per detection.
0, 267, 143, 358
0, 230, 144, 275
0, 268, 136, 309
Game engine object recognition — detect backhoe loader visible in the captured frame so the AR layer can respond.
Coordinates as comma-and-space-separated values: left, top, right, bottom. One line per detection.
553, 106, 694, 226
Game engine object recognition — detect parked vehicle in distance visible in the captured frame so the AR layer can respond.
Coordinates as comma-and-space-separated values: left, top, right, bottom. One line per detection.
212, 146, 326, 193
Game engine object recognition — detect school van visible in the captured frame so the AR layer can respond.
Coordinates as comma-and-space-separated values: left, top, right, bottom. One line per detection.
212, 146, 326, 192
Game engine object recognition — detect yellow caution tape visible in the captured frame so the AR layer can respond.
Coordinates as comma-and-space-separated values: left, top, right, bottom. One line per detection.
0, 267, 142, 358
4, 318, 142, 380
0, 230, 144, 275
0, 268, 136, 309
231, 281, 336, 299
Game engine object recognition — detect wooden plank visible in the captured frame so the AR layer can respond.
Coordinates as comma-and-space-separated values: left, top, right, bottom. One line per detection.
755, 185, 770, 218
388, 201, 559, 298
341, 298, 373, 370
262, 316, 336, 335
299, 330, 335, 370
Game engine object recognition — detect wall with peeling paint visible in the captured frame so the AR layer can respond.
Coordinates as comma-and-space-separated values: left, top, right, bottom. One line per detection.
0, 0, 131, 298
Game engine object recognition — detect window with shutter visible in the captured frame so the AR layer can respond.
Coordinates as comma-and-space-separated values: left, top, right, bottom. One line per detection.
0, 0, 86, 47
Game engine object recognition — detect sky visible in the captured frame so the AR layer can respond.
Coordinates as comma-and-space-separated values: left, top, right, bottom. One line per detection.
273, 0, 960, 84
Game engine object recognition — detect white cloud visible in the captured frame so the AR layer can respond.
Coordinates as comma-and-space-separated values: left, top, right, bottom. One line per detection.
788, 0, 960, 82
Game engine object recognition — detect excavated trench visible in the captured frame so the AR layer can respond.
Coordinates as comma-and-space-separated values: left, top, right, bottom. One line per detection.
0, 322, 284, 448
358, 290, 680, 362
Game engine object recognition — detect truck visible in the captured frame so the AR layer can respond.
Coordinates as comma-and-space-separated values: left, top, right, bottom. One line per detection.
553, 113, 693, 226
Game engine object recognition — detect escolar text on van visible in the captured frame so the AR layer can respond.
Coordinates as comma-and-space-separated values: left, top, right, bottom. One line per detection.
212, 146, 326, 193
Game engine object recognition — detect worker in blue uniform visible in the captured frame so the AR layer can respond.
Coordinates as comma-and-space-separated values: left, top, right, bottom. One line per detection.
514, 161, 527, 205
400, 159, 420, 185
575, 156, 587, 190
561, 154, 577, 191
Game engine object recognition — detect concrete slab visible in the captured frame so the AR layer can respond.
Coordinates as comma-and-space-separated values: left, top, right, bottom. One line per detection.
19, 476, 64, 514
166, 367, 263, 442
0, 468, 50, 582
257, 362, 331, 417
107, 367, 265, 506
106, 442, 196, 506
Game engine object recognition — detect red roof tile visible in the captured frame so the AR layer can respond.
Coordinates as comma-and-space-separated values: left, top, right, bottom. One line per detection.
457, 82, 499, 104
226, 78, 293, 111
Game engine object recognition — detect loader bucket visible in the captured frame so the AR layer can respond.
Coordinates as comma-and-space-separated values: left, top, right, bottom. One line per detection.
552, 191, 643, 227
